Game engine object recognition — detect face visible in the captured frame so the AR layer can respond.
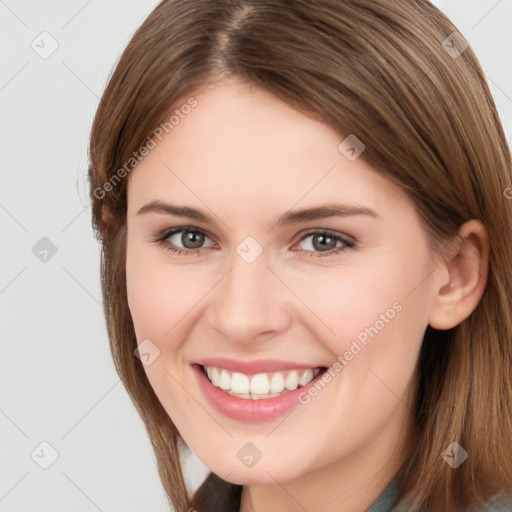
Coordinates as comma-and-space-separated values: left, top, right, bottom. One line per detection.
125, 78, 438, 485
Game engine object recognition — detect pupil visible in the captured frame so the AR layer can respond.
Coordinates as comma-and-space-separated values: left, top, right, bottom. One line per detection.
313, 234, 335, 251
183, 230, 204, 249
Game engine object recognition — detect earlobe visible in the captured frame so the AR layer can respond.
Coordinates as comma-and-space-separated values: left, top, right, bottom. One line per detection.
101, 204, 113, 224
428, 220, 489, 330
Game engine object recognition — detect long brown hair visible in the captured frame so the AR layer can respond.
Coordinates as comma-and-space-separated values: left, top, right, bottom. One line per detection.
87, 1, 512, 510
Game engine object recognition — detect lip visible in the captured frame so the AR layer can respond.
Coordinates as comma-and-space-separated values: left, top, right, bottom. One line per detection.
194, 357, 324, 375
192, 363, 327, 423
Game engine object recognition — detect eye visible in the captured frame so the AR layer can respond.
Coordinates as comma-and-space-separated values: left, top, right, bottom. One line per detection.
152, 226, 215, 256
151, 227, 355, 258
293, 230, 355, 257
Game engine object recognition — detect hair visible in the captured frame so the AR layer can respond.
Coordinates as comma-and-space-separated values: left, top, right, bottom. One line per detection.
87, 0, 512, 511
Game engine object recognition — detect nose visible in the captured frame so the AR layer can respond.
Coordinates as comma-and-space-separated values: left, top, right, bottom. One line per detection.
206, 251, 292, 345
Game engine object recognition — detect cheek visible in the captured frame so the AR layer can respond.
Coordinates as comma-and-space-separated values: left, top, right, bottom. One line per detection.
126, 241, 204, 342
291, 248, 431, 361
126, 228, 431, 363
125, 243, 200, 413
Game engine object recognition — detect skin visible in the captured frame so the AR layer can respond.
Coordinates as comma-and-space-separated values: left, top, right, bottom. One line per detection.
124, 78, 489, 512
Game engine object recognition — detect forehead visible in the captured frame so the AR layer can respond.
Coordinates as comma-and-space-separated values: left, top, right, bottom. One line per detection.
126, 78, 410, 220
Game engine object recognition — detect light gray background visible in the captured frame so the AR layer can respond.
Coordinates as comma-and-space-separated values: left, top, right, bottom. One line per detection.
1, 1, 511, 511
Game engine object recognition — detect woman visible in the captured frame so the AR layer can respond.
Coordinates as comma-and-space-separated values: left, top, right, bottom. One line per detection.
88, 0, 512, 510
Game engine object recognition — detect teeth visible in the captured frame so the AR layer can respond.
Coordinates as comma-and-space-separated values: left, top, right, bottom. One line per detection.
250, 373, 270, 394
270, 372, 285, 393
219, 369, 232, 390
285, 370, 299, 390
211, 367, 220, 385
299, 369, 314, 386
227, 390, 284, 399
231, 372, 250, 393
203, 365, 321, 399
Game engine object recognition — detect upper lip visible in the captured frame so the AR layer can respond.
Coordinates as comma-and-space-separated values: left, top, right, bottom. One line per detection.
194, 357, 326, 374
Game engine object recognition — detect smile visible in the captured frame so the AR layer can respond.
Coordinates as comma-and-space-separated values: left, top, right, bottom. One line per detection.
202, 365, 323, 399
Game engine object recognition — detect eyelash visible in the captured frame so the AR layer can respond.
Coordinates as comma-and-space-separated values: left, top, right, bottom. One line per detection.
151, 226, 356, 258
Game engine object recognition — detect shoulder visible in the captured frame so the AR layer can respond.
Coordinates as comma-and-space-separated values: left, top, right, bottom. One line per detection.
480, 499, 512, 512
391, 493, 512, 512
468, 495, 512, 512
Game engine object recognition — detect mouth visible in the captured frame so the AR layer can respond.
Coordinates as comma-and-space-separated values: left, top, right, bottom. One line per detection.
192, 362, 329, 422
198, 364, 327, 400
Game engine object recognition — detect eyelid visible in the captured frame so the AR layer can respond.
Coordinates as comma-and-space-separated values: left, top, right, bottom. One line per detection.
295, 227, 355, 243
153, 225, 218, 245
151, 225, 356, 254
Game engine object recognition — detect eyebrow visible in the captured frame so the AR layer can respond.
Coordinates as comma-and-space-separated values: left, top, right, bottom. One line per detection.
136, 200, 380, 226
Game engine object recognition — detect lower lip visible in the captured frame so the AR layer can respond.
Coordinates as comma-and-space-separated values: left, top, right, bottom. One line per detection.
192, 364, 326, 422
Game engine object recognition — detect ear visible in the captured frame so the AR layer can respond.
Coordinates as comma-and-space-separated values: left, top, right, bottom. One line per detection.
101, 204, 113, 224
428, 219, 489, 330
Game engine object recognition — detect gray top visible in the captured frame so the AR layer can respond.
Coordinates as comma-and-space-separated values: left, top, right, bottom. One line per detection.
367, 478, 512, 512
191, 471, 512, 511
